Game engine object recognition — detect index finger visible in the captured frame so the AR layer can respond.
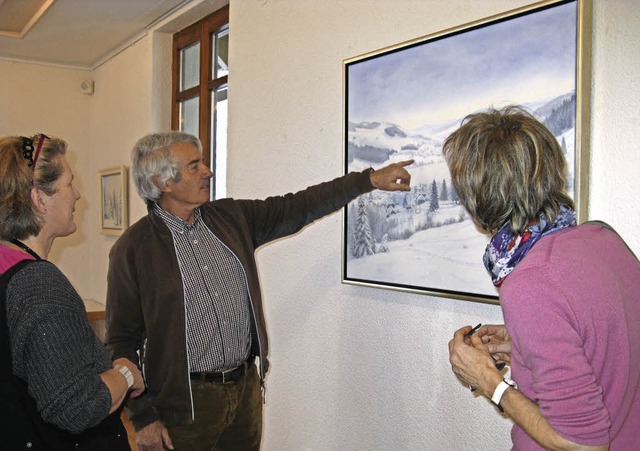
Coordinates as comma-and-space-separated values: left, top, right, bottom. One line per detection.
396, 159, 414, 168
453, 325, 475, 342
448, 326, 474, 356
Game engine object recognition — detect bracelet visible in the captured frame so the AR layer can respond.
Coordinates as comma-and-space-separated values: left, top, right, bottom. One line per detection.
114, 364, 134, 389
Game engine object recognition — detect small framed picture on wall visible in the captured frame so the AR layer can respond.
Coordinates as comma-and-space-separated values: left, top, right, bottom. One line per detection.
98, 166, 128, 235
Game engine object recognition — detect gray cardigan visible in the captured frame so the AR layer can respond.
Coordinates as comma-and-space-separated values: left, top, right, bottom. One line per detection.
105, 169, 375, 430
6, 260, 113, 433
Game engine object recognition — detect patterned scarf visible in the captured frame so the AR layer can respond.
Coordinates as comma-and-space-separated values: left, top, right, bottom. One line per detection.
483, 205, 577, 286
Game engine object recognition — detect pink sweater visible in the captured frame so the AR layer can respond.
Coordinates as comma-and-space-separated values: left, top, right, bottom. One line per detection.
0, 244, 33, 272
500, 223, 640, 450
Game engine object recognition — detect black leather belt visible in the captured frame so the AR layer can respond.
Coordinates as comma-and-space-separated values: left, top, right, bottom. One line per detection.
190, 357, 254, 384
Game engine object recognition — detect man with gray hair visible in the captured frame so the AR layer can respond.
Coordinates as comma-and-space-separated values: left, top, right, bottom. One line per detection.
105, 131, 412, 450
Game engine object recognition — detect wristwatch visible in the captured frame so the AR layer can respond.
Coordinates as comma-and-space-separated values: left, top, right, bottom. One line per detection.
491, 377, 517, 412
114, 364, 134, 389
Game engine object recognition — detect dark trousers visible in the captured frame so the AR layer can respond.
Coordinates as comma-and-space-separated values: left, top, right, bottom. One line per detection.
166, 364, 262, 451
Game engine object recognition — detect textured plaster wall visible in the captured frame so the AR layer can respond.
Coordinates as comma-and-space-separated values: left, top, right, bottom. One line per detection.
589, 0, 640, 252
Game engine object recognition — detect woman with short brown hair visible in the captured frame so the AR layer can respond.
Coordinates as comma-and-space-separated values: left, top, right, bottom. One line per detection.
446, 107, 640, 450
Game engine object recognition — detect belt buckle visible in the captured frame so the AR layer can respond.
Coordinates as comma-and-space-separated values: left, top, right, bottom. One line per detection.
220, 367, 237, 384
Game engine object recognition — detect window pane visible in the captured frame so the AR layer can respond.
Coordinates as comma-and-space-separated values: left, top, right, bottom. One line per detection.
179, 97, 199, 137
211, 87, 228, 198
212, 26, 229, 79
180, 42, 200, 90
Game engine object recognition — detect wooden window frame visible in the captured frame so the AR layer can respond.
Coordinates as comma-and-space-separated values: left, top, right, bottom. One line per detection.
171, 4, 229, 171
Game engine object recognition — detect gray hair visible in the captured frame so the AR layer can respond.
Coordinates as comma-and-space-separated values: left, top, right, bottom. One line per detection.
442, 105, 573, 234
131, 131, 202, 203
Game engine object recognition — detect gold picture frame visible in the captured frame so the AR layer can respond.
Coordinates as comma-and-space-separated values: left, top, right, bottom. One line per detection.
342, 0, 592, 304
98, 166, 128, 236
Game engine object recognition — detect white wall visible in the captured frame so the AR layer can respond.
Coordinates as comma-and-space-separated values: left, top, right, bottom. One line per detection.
1, 0, 638, 449
0, 60, 93, 295
87, 35, 157, 302
589, 0, 640, 250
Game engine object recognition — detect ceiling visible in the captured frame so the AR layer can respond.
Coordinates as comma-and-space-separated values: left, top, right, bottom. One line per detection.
0, 0, 192, 69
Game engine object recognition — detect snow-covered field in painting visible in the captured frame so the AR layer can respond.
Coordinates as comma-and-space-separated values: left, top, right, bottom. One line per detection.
347, 206, 498, 298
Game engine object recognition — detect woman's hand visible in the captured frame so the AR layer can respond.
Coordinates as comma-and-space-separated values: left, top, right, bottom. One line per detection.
113, 357, 145, 398
475, 324, 512, 364
448, 325, 503, 398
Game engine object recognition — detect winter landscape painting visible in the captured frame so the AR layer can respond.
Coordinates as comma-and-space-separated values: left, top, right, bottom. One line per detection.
99, 166, 129, 236
342, 0, 590, 303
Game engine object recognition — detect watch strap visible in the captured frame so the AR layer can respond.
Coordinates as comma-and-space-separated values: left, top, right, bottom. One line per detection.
114, 364, 134, 389
491, 378, 517, 411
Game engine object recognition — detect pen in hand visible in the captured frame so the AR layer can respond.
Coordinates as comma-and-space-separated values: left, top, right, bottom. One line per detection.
465, 323, 506, 371
465, 323, 482, 339
465, 322, 507, 393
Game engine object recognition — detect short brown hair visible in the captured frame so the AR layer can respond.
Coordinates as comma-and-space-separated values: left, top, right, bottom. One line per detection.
0, 134, 67, 240
442, 105, 573, 234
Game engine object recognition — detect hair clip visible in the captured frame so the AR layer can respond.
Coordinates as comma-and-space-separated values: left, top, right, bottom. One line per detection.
21, 137, 35, 167
20, 134, 49, 172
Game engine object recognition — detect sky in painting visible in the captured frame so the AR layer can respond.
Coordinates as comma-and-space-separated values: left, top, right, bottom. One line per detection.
347, 2, 577, 130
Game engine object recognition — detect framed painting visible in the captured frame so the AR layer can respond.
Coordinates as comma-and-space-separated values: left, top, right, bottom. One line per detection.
98, 166, 129, 236
342, 0, 591, 303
